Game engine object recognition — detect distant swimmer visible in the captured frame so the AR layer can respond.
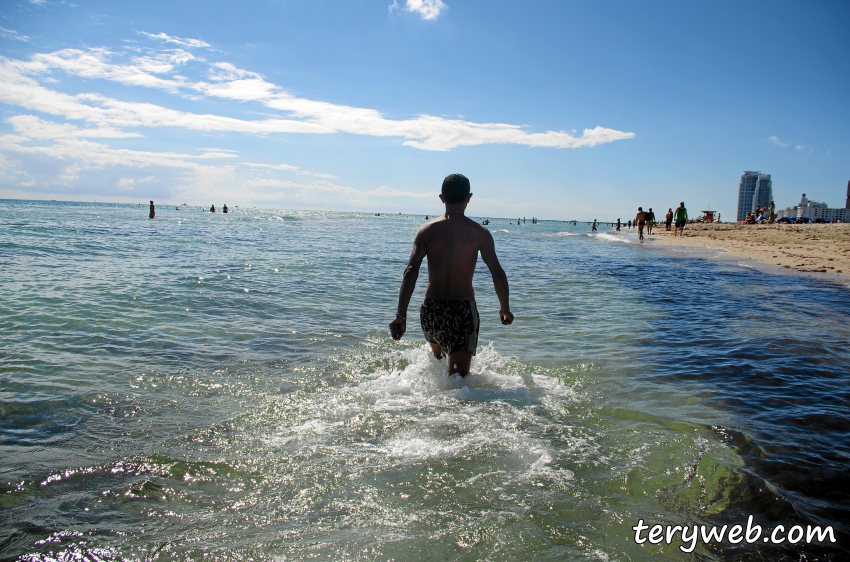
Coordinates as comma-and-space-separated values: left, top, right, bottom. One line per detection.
210, 205, 216, 213
635, 207, 647, 241
425, 215, 429, 220
149, 200, 155, 219
223, 204, 229, 213
389, 174, 514, 377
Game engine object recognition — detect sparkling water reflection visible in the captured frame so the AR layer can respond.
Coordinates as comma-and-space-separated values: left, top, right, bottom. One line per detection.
1, 200, 848, 560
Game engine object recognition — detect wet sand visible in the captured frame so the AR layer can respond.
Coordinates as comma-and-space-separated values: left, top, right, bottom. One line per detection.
651, 223, 850, 278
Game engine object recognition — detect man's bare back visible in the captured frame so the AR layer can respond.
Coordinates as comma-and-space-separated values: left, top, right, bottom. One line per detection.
389, 174, 513, 376
420, 213, 490, 301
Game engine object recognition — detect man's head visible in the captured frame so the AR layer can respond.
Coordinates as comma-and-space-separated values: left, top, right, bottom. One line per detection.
638, 206, 643, 211
679, 202, 685, 207
441, 174, 471, 204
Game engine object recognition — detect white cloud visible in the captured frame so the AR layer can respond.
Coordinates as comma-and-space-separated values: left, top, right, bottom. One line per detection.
8, 114, 141, 139
768, 135, 789, 148
208, 62, 262, 82
405, 0, 447, 20
242, 177, 438, 209
795, 144, 803, 151
140, 32, 210, 49
0, 27, 30, 42
0, 47, 635, 151
244, 162, 337, 178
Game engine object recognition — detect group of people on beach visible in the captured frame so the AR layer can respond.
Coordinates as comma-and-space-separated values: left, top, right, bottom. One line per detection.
740, 201, 776, 225
631, 202, 688, 241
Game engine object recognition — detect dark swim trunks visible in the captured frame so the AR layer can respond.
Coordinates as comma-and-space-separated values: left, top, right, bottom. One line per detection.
419, 298, 480, 355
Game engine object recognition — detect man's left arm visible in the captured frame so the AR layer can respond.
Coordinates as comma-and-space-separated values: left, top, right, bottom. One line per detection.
479, 230, 513, 325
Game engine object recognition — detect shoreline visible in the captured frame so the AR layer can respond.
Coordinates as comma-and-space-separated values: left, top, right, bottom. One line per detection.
647, 223, 850, 280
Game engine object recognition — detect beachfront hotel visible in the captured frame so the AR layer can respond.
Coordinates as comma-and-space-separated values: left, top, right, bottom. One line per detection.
777, 193, 850, 222
737, 171, 773, 221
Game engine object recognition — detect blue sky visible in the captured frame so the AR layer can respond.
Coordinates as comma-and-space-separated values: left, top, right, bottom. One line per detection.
0, 0, 847, 220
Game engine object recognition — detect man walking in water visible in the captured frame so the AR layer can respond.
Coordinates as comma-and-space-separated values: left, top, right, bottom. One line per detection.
634, 207, 647, 241
149, 200, 155, 219
389, 174, 514, 377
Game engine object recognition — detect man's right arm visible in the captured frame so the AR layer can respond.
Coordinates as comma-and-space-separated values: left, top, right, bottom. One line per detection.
389, 230, 427, 340
479, 229, 513, 325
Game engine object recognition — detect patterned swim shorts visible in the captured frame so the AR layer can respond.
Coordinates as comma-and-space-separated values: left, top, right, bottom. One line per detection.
419, 298, 480, 356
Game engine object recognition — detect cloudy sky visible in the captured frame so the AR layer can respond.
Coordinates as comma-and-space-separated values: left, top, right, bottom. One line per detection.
0, 0, 847, 219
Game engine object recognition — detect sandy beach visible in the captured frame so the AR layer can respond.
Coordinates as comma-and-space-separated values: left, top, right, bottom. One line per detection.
651, 223, 850, 278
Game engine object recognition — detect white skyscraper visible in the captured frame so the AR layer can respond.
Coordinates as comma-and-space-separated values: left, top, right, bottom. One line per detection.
737, 171, 773, 221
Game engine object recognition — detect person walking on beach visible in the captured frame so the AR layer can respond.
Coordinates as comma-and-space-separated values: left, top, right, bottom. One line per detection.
389, 174, 514, 377
665, 208, 673, 231
149, 200, 155, 219
646, 208, 656, 235
634, 207, 647, 241
674, 202, 688, 236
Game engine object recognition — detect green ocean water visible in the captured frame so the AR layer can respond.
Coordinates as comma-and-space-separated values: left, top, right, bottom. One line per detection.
1, 200, 848, 560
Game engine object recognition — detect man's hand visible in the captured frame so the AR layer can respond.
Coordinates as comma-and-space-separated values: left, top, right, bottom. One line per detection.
499, 309, 514, 325
389, 317, 406, 340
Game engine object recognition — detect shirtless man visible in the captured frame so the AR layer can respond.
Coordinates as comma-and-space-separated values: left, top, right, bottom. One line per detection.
634, 207, 647, 241
389, 174, 514, 377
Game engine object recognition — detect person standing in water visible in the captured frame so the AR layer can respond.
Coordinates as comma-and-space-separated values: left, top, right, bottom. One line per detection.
591, 219, 598, 232
389, 174, 514, 377
616, 218, 621, 231
210, 204, 216, 213
223, 204, 229, 214
635, 207, 647, 241
149, 201, 155, 219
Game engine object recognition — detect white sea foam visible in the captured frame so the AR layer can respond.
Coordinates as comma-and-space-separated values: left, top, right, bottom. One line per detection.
261, 342, 582, 492
592, 232, 637, 244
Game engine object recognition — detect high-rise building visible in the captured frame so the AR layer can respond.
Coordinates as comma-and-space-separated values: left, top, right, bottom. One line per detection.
846, 180, 849, 209
737, 171, 773, 221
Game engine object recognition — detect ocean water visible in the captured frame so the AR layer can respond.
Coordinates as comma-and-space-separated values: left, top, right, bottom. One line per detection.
1, 200, 848, 561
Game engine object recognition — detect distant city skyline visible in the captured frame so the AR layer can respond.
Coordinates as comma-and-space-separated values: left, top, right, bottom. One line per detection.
0, 1, 848, 221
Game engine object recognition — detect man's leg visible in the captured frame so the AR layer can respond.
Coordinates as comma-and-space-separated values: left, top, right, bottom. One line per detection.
448, 351, 473, 377
429, 342, 443, 359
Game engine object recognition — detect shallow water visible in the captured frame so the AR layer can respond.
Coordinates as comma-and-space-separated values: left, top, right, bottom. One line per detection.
1, 200, 848, 560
